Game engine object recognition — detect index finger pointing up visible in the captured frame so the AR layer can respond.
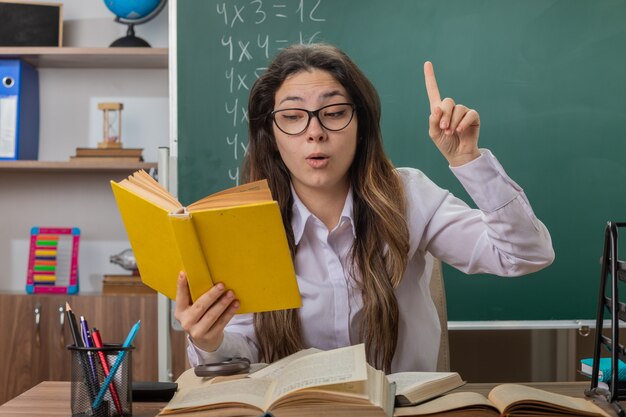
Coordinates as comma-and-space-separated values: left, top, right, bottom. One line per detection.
424, 61, 441, 113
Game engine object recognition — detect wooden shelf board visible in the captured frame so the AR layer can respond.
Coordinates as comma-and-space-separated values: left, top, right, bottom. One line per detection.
0, 47, 168, 69
0, 160, 157, 172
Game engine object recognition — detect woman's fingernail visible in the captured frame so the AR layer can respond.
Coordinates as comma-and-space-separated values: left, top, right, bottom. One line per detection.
215, 283, 224, 291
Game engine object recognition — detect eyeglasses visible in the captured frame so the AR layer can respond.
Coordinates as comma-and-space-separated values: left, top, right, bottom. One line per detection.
270, 103, 356, 135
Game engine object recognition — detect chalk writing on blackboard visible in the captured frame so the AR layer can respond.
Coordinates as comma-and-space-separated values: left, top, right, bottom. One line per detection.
216, 0, 328, 185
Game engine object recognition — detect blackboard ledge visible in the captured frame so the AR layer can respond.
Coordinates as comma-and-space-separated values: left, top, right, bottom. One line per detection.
448, 320, 622, 331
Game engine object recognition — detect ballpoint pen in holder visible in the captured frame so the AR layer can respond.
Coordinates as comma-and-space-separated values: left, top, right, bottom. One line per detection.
92, 328, 124, 415
92, 320, 141, 411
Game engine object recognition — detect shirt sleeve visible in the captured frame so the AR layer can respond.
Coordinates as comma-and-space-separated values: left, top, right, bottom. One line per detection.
186, 313, 260, 367
404, 149, 555, 276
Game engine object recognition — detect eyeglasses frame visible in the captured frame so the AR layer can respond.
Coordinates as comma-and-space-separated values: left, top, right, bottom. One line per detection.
269, 102, 356, 136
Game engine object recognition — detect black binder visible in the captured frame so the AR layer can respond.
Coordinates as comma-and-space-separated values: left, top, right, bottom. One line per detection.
586, 222, 626, 416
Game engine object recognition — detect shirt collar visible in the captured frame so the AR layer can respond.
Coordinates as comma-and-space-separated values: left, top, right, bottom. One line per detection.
290, 185, 356, 245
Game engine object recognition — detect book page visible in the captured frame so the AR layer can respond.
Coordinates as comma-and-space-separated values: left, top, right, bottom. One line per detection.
128, 170, 172, 197
116, 170, 182, 213
249, 347, 321, 380
273, 364, 382, 409
187, 179, 273, 211
163, 376, 273, 412
188, 190, 273, 211
393, 391, 498, 417
116, 179, 178, 212
188, 193, 274, 211
128, 170, 181, 207
488, 384, 611, 417
268, 344, 368, 404
207, 179, 270, 197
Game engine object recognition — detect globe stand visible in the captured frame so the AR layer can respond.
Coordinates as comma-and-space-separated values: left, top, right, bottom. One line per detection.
110, 24, 151, 47
105, 0, 167, 48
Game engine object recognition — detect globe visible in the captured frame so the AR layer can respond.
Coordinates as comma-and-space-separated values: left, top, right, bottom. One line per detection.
103, 0, 167, 47
104, 0, 161, 21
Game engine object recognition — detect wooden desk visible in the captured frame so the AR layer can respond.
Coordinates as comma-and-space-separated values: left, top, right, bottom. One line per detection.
0, 382, 163, 417
0, 380, 618, 417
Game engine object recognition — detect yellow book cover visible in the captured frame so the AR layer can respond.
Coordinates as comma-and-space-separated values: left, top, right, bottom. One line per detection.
110, 170, 302, 314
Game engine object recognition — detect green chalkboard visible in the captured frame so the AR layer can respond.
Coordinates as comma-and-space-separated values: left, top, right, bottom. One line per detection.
176, 0, 626, 322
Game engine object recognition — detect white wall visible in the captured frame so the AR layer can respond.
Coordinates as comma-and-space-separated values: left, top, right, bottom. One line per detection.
1, 1, 169, 293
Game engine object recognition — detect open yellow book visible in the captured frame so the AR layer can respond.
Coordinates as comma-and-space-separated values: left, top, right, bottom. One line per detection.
110, 170, 302, 314
393, 384, 611, 417
158, 344, 395, 417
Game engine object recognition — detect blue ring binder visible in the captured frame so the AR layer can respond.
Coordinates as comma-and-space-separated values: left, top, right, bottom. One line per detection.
0, 59, 39, 160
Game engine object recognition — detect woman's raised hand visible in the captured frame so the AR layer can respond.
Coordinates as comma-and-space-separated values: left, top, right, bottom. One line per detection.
174, 272, 240, 352
424, 61, 481, 167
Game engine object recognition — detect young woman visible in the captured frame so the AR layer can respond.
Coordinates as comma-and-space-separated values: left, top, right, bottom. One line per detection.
175, 43, 554, 373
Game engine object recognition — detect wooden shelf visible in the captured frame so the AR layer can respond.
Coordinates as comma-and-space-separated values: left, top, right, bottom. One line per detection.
0, 160, 157, 173
0, 47, 168, 69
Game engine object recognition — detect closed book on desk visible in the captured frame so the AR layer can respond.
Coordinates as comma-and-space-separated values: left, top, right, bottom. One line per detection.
389, 371, 465, 406
111, 170, 301, 314
581, 357, 626, 382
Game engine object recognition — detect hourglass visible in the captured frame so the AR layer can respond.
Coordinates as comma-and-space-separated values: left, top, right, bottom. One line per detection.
98, 102, 124, 148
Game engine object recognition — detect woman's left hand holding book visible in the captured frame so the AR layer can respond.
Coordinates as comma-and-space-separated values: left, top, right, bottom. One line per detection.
174, 271, 240, 352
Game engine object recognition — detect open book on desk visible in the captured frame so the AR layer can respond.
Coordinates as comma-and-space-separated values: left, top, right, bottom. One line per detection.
158, 344, 395, 417
111, 170, 301, 314
393, 383, 611, 417
248, 347, 465, 408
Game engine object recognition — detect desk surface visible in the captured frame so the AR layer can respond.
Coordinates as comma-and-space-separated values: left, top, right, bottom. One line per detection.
0, 380, 617, 417
0, 382, 163, 417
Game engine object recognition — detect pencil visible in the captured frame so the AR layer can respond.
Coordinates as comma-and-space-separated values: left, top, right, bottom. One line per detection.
65, 302, 83, 348
65, 302, 97, 402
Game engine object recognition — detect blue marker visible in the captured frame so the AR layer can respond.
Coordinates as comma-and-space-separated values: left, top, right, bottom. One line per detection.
92, 320, 141, 410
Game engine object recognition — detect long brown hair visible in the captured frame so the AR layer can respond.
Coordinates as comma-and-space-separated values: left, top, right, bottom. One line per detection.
242, 43, 409, 371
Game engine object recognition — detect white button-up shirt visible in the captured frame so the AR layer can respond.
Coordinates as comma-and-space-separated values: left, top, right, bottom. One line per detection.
187, 149, 554, 372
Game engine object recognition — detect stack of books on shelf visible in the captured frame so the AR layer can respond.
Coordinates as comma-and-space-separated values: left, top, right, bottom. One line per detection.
69, 147, 144, 163
102, 274, 155, 295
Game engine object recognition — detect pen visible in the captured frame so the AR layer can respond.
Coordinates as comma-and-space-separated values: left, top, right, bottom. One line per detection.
92, 320, 141, 409
80, 316, 100, 393
92, 328, 123, 415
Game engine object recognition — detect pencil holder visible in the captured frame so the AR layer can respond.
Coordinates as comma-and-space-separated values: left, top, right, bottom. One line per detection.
68, 344, 134, 417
